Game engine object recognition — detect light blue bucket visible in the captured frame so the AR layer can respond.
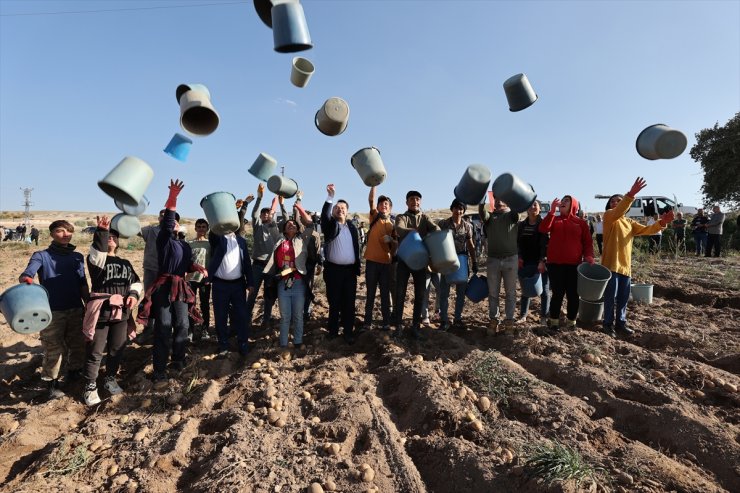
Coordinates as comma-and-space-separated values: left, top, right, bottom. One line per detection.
200, 192, 240, 235
465, 274, 489, 303
425, 230, 460, 275
272, 2, 312, 53
519, 271, 543, 298
110, 213, 142, 239
176, 83, 211, 103
397, 231, 429, 271
114, 195, 149, 216
444, 254, 469, 284
98, 156, 154, 207
249, 153, 278, 182
0, 283, 52, 334
164, 133, 193, 162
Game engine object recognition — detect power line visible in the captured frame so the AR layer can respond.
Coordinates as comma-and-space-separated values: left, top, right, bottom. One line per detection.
0, 1, 248, 17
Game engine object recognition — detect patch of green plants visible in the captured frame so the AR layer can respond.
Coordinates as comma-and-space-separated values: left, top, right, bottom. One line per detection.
524, 440, 603, 487
466, 350, 531, 406
44, 437, 91, 476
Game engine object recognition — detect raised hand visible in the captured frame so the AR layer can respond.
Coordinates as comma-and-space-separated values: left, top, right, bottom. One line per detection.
97, 215, 110, 230
245, 194, 255, 203
257, 183, 265, 197
660, 209, 675, 226
551, 197, 561, 211
327, 184, 335, 198
169, 179, 185, 195
296, 190, 303, 201
628, 177, 647, 197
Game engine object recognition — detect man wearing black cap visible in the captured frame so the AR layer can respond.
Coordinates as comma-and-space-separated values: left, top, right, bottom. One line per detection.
438, 199, 478, 330
394, 190, 440, 339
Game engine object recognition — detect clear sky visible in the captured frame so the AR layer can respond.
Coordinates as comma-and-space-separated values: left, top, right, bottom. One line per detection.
1, 0, 739, 220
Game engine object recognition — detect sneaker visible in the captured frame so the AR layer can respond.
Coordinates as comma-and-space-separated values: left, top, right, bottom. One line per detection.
217, 349, 230, 358
439, 321, 450, 331
603, 323, 616, 338
566, 319, 577, 329
104, 377, 123, 395
452, 319, 465, 330
47, 379, 64, 400
488, 319, 500, 335
83, 388, 101, 406
200, 329, 211, 341
515, 315, 528, 324
421, 317, 431, 325
153, 376, 169, 391
547, 318, 560, 329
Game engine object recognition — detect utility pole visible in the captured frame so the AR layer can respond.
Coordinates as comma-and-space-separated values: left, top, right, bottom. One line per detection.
280, 166, 285, 177
20, 187, 34, 231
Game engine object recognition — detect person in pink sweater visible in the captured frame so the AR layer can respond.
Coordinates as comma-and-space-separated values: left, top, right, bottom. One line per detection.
538, 194, 594, 331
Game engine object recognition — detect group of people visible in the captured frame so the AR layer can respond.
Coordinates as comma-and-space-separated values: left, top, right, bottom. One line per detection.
14, 175, 696, 405
2, 223, 40, 244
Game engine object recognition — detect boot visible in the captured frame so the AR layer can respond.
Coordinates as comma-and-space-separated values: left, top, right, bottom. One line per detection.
548, 318, 561, 332
47, 379, 64, 400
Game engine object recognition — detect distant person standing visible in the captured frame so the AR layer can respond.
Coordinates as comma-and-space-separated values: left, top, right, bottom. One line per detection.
136, 209, 168, 343
593, 214, 604, 255
705, 205, 726, 257
188, 218, 212, 341
690, 209, 709, 256
671, 212, 687, 253
19, 219, 89, 400
647, 214, 662, 254
517, 200, 549, 325
30, 225, 40, 245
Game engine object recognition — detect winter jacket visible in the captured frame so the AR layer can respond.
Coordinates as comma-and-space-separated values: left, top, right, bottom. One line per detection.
538, 195, 594, 265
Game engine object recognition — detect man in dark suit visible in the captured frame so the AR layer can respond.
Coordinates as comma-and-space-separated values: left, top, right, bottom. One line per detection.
208, 224, 255, 357
320, 184, 361, 344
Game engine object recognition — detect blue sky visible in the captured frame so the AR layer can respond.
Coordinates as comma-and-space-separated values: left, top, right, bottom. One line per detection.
1, 0, 738, 220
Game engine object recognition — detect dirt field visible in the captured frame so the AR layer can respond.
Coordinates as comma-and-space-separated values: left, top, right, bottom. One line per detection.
1, 212, 738, 493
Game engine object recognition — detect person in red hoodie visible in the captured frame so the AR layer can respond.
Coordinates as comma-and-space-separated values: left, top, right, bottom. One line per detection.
538, 195, 594, 331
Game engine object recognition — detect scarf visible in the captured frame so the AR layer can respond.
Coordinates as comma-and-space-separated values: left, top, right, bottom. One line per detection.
48, 242, 77, 255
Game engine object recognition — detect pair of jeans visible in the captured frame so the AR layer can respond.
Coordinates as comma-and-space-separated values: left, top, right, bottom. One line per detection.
277, 278, 305, 346
486, 254, 518, 321
547, 263, 579, 321
603, 271, 631, 326
693, 231, 707, 255
394, 260, 428, 327
706, 233, 721, 257
364, 260, 391, 326
422, 272, 441, 319
323, 262, 358, 336
246, 262, 276, 322
519, 263, 550, 319
84, 319, 128, 384
212, 278, 249, 353
439, 276, 466, 322
152, 283, 190, 374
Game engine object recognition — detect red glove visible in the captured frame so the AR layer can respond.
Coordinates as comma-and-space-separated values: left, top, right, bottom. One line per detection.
585, 256, 595, 265
659, 210, 675, 227
165, 179, 185, 210
517, 257, 524, 269
627, 177, 647, 198
22, 276, 33, 284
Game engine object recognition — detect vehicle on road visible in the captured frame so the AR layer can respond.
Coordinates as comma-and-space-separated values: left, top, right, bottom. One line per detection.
593, 195, 698, 219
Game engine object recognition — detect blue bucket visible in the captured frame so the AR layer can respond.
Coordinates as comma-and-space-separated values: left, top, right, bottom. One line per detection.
465, 274, 488, 303
164, 133, 193, 162
249, 152, 278, 182
114, 195, 149, 216
397, 231, 429, 271
272, 2, 312, 53
444, 254, 469, 284
0, 283, 52, 334
518, 265, 543, 298
201, 191, 240, 235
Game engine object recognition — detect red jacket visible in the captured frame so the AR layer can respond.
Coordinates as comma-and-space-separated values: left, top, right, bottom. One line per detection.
538, 195, 594, 265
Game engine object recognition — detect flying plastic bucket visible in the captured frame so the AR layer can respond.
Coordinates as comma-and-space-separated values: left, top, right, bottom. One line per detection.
200, 192, 240, 235
98, 156, 154, 207
164, 133, 193, 162
0, 283, 52, 334
110, 213, 141, 239
397, 231, 429, 271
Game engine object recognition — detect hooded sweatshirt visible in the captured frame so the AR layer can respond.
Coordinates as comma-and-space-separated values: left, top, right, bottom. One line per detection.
538, 195, 594, 265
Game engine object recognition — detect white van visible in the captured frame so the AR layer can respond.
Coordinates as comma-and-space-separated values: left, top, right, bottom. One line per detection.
593, 195, 697, 219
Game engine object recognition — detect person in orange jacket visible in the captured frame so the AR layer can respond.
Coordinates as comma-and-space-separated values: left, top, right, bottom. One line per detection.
538, 194, 594, 331
601, 177, 673, 338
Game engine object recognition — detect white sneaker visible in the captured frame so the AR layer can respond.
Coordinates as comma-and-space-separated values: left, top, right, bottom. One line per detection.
104, 377, 123, 395
421, 317, 431, 325
84, 388, 101, 406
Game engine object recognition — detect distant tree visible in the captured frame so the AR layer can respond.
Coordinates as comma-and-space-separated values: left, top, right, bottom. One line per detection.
690, 112, 740, 208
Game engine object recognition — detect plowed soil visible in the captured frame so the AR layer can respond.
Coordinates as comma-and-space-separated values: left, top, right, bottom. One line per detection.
1, 225, 738, 493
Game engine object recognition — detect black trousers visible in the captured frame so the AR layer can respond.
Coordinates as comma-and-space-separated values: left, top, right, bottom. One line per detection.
84, 319, 128, 384
323, 262, 358, 336
394, 260, 428, 327
706, 233, 722, 257
547, 263, 579, 321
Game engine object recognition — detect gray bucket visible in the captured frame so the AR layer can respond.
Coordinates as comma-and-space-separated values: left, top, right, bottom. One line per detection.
503, 73, 538, 112
636, 124, 687, 160
315, 97, 349, 136
272, 2, 312, 53
631, 283, 653, 304
98, 156, 154, 207
351, 147, 387, 186
491, 172, 537, 213
290, 56, 315, 88
179, 90, 220, 136
577, 263, 612, 302
0, 283, 52, 334
454, 164, 491, 205
578, 298, 604, 324
110, 213, 142, 239
176, 83, 211, 104
114, 195, 149, 216
425, 230, 460, 275
200, 192, 240, 235
267, 175, 299, 198
249, 153, 278, 182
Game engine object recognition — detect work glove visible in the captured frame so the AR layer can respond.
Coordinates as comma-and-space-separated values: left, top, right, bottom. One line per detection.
22, 277, 33, 284
165, 179, 184, 210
